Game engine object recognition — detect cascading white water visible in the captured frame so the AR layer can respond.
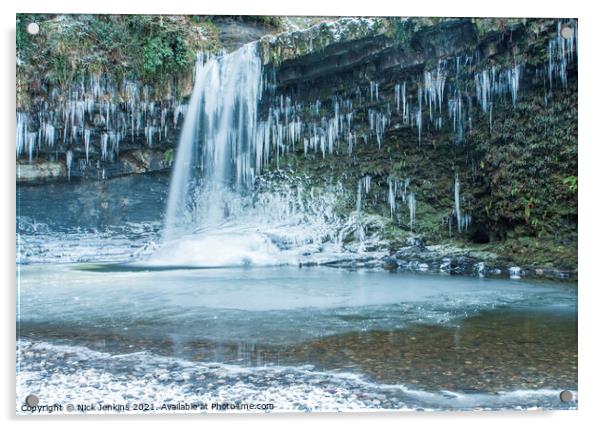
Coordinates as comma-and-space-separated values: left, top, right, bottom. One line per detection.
150, 43, 375, 267
163, 44, 263, 241
162, 55, 204, 240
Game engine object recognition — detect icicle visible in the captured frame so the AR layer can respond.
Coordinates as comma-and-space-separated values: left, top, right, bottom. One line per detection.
81, 129, 89, 162
370, 81, 379, 102
347, 132, 355, 156
320, 134, 326, 159
26, 132, 36, 162
357, 175, 372, 195
356, 178, 362, 212
388, 178, 396, 216
454, 174, 461, 233
547, 19, 578, 90
173, 105, 187, 126
416, 88, 423, 144
16, 112, 28, 157
42, 122, 56, 147
423, 63, 446, 124
327, 118, 336, 154
475, 69, 491, 114
408, 193, 416, 230
448, 90, 464, 143
66, 150, 73, 181
509, 65, 521, 106
110, 131, 120, 157
101, 133, 109, 160
461, 213, 472, 232
402, 82, 408, 124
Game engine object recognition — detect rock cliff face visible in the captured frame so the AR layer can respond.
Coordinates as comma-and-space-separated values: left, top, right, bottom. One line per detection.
254, 17, 578, 271
16, 16, 578, 272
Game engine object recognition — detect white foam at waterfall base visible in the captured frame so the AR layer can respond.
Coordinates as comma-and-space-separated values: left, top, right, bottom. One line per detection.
147, 179, 385, 267
149, 229, 291, 267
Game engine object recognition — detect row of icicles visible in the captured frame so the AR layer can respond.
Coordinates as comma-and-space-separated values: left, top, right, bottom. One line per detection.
16, 70, 191, 169
251, 18, 577, 176
352, 173, 470, 234
252, 58, 522, 175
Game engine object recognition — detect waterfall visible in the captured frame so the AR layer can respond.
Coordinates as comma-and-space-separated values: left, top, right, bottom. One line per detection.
163, 43, 263, 241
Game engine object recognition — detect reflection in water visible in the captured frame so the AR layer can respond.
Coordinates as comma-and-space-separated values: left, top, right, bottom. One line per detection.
19, 309, 577, 393
17, 264, 577, 410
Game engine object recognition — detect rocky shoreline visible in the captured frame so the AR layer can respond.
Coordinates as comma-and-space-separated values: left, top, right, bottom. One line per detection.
318, 241, 577, 282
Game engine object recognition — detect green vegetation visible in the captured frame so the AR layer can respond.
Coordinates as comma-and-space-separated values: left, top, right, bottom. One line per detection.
563, 176, 578, 193
16, 14, 294, 107
387, 18, 416, 50
470, 82, 578, 245
163, 149, 174, 165
17, 14, 218, 87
